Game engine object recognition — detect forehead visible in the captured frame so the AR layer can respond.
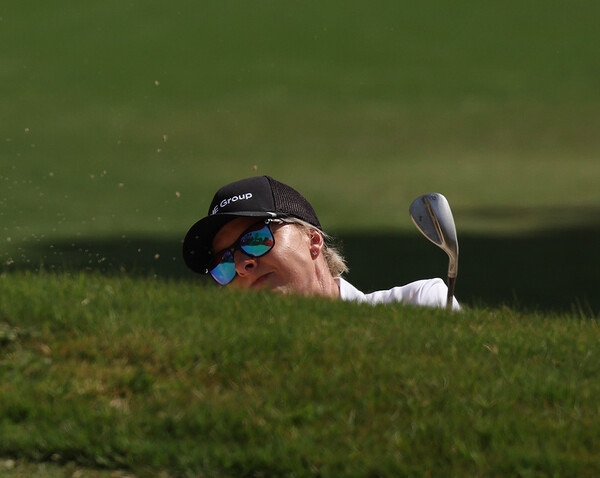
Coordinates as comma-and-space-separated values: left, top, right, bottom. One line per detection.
212, 217, 261, 251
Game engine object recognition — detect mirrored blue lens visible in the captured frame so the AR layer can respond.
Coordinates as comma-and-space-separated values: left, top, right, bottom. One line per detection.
239, 226, 274, 256
210, 250, 236, 285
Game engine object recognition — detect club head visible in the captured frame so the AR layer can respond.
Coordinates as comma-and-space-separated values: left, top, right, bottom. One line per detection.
409, 193, 459, 279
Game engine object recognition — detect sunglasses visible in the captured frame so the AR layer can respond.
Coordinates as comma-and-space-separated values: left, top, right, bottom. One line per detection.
208, 218, 291, 286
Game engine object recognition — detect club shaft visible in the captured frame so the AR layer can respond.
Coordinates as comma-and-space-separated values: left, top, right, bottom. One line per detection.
446, 276, 457, 310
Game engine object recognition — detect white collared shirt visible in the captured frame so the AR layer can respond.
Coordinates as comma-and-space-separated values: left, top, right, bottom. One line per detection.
335, 277, 461, 310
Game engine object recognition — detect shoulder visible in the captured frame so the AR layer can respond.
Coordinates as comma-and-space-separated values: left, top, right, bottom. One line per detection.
383, 278, 449, 307
338, 277, 460, 310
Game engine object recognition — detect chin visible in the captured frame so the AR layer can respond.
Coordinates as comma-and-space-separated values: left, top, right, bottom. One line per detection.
272, 284, 319, 297
270, 285, 291, 294
268, 283, 299, 295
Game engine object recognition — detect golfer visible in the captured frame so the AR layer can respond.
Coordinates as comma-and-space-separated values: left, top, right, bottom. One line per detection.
183, 176, 460, 309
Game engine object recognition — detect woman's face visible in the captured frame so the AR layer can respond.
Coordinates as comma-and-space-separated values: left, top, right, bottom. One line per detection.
211, 217, 323, 295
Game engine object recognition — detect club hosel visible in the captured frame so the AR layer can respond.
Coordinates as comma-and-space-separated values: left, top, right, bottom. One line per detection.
447, 258, 458, 278
447, 260, 458, 309
446, 276, 457, 310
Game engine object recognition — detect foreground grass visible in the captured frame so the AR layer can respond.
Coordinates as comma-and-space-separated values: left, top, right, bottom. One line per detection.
1, 272, 599, 477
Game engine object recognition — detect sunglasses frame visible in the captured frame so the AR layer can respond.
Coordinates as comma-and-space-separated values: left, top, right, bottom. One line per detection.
208, 217, 295, 285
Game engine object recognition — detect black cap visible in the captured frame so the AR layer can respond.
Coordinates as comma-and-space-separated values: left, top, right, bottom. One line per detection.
182, 176, 321, 274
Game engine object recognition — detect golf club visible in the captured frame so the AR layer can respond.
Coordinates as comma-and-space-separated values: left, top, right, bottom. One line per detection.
409, 193, 459, 309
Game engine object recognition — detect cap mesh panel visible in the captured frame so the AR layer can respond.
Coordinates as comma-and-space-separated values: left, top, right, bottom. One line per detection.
267, 177, 321, 229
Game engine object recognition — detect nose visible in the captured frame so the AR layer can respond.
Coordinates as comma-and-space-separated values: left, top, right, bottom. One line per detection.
234, 251, 258, 277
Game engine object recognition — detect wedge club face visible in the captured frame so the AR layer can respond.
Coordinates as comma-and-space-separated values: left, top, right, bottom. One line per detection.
409, 193, 459, 308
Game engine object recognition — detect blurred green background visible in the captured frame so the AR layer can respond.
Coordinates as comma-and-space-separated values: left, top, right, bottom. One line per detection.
1, 0, 599, 311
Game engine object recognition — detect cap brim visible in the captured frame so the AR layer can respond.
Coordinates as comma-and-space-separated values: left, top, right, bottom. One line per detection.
182, 211, 277, 274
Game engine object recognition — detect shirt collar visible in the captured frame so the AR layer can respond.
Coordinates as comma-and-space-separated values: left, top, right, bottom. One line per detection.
334, 277, 366, 302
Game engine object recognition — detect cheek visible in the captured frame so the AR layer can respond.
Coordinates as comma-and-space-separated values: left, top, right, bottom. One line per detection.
269, 233, 314, 282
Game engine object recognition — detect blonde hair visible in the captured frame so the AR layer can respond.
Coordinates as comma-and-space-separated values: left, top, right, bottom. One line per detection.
285, 217, 348, 277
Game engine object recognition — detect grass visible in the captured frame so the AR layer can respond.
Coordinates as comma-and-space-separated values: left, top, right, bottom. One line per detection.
2, 0, 600, 240
2, 1, 599, 316
1, 0, 600, 474
1, 272, 600, 476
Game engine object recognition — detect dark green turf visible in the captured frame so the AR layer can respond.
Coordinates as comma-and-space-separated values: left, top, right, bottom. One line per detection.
2, 0, 599, 312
